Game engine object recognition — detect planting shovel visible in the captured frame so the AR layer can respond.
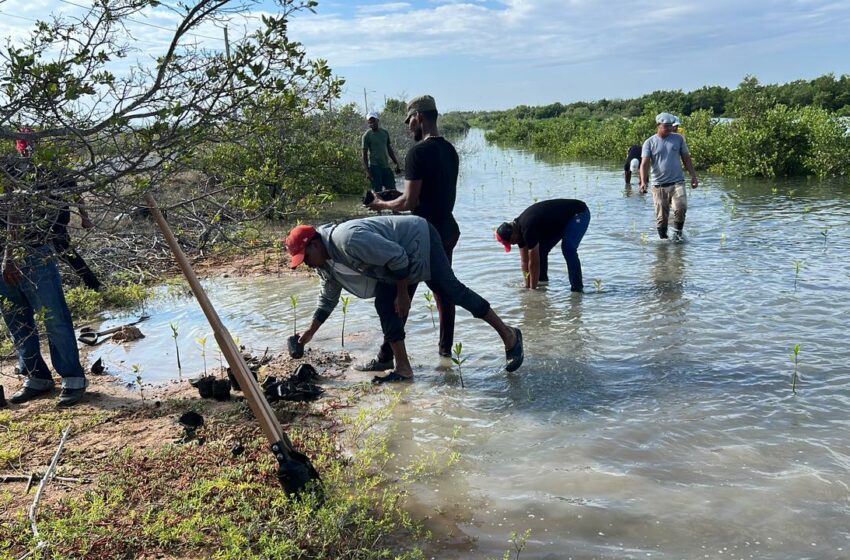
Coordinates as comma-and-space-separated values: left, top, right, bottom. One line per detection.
144, 193, 321, 496
78, 315, 150, 345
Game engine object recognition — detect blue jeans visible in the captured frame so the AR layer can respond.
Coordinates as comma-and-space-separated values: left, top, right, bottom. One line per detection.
0, 245, 86, 390
538, 210, 590, 291
369, 165, 395, 192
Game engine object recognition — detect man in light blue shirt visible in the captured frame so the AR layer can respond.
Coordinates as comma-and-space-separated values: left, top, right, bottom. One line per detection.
639, 112, 699, 241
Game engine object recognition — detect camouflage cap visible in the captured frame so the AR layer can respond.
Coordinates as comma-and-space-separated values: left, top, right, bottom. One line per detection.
405, 95, 437, 123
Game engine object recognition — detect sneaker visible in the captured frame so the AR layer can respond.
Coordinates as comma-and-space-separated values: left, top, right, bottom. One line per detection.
505, 327, 524, 373
354, 358, 394, 372
9, 385, 54, 404
58, 387, 86, 407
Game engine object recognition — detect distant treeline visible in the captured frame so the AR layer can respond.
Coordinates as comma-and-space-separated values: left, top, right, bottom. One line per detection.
452, 75, 850, 179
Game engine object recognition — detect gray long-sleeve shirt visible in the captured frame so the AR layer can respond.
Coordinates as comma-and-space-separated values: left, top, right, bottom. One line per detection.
312, 215, 432, 323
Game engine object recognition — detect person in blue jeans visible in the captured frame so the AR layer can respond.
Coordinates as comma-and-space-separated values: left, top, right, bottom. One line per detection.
496, 199, 591, 292
1, 245, 87, 406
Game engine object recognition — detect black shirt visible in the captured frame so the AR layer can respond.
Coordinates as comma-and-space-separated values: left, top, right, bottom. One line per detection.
624, 144, 642, 170
404, 137, 460, 241
514, 199, 589, 249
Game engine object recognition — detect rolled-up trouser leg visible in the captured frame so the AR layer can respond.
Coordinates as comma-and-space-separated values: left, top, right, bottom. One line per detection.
424, 225, 490, 319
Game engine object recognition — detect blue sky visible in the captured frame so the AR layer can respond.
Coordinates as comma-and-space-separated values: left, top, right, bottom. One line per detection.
2, 0, 849, 112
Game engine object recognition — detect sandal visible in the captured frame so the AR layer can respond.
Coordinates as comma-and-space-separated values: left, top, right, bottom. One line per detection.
505, 327, 524, 372
372, 371, 413, 384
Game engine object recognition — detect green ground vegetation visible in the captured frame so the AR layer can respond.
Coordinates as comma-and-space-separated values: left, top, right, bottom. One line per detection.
0, 387, 435, 559
458, 74, 850, 178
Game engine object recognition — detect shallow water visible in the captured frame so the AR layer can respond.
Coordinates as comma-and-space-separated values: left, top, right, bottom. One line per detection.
94, 129, 850, 559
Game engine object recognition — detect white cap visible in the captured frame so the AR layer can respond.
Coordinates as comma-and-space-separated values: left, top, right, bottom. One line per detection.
655, 112, 676, 125
629, 158, 640, 173
366, 111, 380, 121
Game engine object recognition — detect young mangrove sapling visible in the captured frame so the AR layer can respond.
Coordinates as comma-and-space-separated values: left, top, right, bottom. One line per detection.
170, 322, 182, 380
340, 295, 351, 347
423, 291, 436, 328
451, 342, 467, 389
791, 343, 801, 394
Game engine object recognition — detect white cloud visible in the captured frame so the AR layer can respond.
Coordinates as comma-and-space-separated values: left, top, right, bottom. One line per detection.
357, 2, 411, 14
288, 0, 850, 69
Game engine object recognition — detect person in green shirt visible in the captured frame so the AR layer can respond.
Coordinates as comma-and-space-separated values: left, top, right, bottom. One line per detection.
362, 112, 401, 192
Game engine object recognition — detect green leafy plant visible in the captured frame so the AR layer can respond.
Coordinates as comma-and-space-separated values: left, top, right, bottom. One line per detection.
340, 295, 351, 347
289, 294, 299, 335
791, 343, 801, 394
451, 342, 467, 389
640, 232, 649, 245
502, 529, 532, 560
170, 322, 182, 380
132, 364, 144, 403
423, 291, 436, 328
794, 260, 805, 291
594, 278, 603, 292
196, 336, 208, 377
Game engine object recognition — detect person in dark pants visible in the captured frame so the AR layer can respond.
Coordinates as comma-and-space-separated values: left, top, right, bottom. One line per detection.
365, 94, 459, 370
286, 215, 523, 382
496, 199, 591, 292
362, 111, 401, 193
624, 144, 642, 187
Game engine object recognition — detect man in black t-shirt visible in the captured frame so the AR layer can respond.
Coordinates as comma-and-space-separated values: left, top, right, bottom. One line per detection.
365, 94, 459, 370
496, 199, 591, 292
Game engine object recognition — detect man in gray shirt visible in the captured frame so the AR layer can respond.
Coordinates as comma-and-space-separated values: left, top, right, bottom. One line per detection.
639, 112, 699, 241
285, 215, 524, 383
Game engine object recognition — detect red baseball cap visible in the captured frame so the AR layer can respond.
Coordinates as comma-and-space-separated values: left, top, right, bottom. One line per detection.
15, 127, 34, 155
495, 222, 513, 253
285, 224, 318, 268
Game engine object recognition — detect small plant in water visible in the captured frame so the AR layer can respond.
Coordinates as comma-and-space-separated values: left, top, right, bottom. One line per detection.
791, 343, 801, 394
169, 322, 182, 379
451, 342, 467, 389
423, 291, 436, 328
594, 278, 603, 292
640, 232, 649, 245
196, 335, 208, 377
720, 232, 727, 246
503, 528, 532, 560
821, 226, 830, 251
133, 363, 144, 402
793, 260, 805, 291
340, 295, 351, 347
289, 294, 299, 335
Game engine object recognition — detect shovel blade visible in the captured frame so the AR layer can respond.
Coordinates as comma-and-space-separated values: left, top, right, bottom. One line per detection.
275, 447, 322, 496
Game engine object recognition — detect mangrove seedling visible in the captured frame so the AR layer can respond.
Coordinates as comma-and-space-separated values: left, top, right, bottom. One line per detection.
794, 260, 805, 292
451, 342, 467, 389
133, 363, 144, 403
423, 291, 436, 328
340, 295, 351, 347
506, 529, 532, 560
821, 226, 830, 251
640, 232, 649, 245
289, 294, 299, 335
170, 322, 182, 380
594, 278, 603, 293
791, 343, 801, 394
196, 335, 208, 377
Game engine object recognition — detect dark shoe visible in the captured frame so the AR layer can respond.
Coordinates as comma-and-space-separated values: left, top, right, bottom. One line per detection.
57, 387, 86, 407
355, 358, 394, 372
9, 385, 54, 404
372, 371, 413, 384
505, 328, 524, 373
657, 227, 668, 239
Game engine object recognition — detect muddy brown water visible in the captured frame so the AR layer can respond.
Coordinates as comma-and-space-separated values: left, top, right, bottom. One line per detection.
92, 130, 850, 559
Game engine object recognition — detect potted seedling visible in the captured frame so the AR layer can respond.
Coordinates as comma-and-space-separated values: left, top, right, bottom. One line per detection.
451, 342, 467, 389
287, 294, 304, 358
189, 335, 215, 398
423, 291, 436, 328
340, 295, 351, 347
791, 343, 801, 394
170, 322, 182, 380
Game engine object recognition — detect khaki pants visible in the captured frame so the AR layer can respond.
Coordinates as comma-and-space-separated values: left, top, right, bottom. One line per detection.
652, 182, 687, 228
